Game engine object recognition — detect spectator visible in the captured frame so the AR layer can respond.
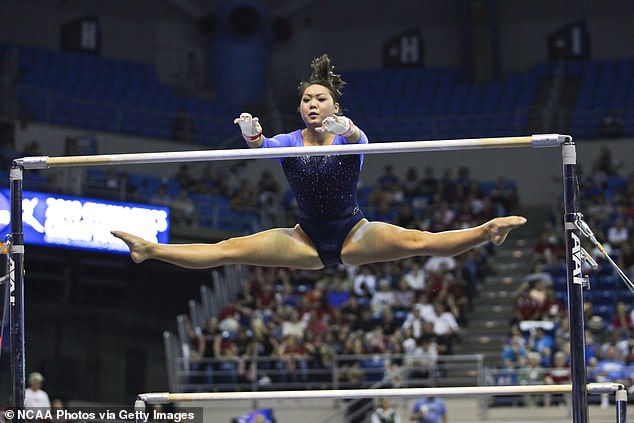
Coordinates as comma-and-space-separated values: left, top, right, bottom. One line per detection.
234, 328, 257, 384
371, 279, 396, 313
258, 190, 283, 229
25, 372, 51, 410
607, 218, 629, 245
432, 302, 460, 354
438, 168, 458, 205
352, 307, 377, 333
281, 308, 306, 340
393, 202, 420, 229
401, 259, 426, 293
424, 256, 456, 275
200, 317, 220, 386
412, 293, 437, 323
489, 176, 518, 216
619, 239, 634, 275
231, 179, 257, 211
253, 321, 279, 375
430, 201, 456, 232
584, 330, 601, 368
306, 309, 328, 340
394, 279, 416, 310
443, 271, 469, 325
527, 327, 554, 365
174, 164, 196, 192
533, 224, 564, 267
216, 332, 239, 385
353, 266, 377, 298
419, 166, 439, 201
544, 351, 571, 408
518, 352, 546, 407
366, 326, 388, 354
378, 164, 403, 205
591, 345, 631, 408
256, 282, 277, 313
512, 281, 545, 323
378, 164, 399, 191
410, 396, 447, 423
171, 189, 198, 227
277, 334, 308, 383
370, 398, 401, 423
402, 167, 421, 202
379, 308, 399, 336
611, 301, 633, 336
599, 331, 630, 363
404, 334, 439, 384
402, 307, 426, 339
502, 334, 528, 369
149, 184, 173, 208
584, 301, 606, 335
455, 166, 473, 194
257, 169, 280, 195
523, 261, 554, 287
326, 278, 351, 309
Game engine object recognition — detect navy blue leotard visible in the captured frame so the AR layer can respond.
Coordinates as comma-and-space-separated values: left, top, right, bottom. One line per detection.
261, 129, 368, 265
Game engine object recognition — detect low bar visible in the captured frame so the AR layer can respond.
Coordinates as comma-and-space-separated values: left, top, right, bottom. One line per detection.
15, 134, 567, 170
137, 382, 619, 404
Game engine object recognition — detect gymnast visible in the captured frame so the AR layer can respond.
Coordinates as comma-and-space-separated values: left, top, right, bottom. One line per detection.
112, 54, 526, 270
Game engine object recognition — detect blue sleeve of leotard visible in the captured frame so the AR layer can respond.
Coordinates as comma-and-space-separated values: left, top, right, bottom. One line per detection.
355, 128, 369, 145
260, 131, 302, 149
261, 128, 369, 147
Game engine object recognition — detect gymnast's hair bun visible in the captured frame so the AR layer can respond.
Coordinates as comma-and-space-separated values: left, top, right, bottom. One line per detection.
298, 54, 346, 101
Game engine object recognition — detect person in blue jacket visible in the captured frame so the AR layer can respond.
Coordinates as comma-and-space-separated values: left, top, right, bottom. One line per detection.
112, 54, 525, 269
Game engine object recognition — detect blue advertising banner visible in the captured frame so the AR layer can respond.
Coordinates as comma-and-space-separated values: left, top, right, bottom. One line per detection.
0, 189, 169, 253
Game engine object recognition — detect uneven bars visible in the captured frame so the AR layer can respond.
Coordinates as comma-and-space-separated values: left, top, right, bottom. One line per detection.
137, 382, 621, 404
14, 134, 569, 170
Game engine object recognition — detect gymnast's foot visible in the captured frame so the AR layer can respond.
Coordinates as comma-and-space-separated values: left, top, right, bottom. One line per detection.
485, 216, 527, 246
111, 231, 152, 263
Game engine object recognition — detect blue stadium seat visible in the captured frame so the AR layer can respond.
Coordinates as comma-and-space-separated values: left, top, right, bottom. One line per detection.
591, 290, 616, 305
12, 43, 239, 144
595, 275, 618, 290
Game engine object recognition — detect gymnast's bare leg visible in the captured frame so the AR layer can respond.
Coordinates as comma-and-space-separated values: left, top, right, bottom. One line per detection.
340, 216, 526, 266
111, 226, 324, 270
113, 216, 525, 270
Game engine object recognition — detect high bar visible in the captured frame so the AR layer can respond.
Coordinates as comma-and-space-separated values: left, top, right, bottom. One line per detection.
14, 134, 570, 170
136, 382, 621, 404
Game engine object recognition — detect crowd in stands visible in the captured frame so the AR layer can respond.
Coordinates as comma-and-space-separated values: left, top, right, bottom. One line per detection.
169, 164, 520, 391
501, 148, 634, 407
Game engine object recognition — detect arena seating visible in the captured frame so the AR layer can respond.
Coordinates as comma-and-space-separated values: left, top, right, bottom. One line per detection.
9, 43, 239, 145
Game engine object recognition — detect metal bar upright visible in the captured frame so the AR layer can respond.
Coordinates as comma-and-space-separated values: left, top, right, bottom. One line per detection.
9, 164, 25, 418
616, 388, 627, 423
562, 140, 589, 423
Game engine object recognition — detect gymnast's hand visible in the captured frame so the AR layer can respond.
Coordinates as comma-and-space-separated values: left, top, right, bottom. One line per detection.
234, 112, 262, 143
316, 115, 356, 138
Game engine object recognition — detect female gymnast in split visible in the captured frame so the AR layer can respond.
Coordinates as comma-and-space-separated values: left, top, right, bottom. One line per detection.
112, 54, 526, 270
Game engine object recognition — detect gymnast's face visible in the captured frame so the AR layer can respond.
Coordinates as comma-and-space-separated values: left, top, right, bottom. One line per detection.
299, 84, 339, 129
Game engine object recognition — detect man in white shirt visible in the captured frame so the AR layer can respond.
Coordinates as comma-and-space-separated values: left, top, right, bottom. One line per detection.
353, 266, 377, 297
25, 372, 51, 409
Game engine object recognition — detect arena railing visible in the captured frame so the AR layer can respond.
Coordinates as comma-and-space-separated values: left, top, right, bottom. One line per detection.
164, 351, 485, 393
